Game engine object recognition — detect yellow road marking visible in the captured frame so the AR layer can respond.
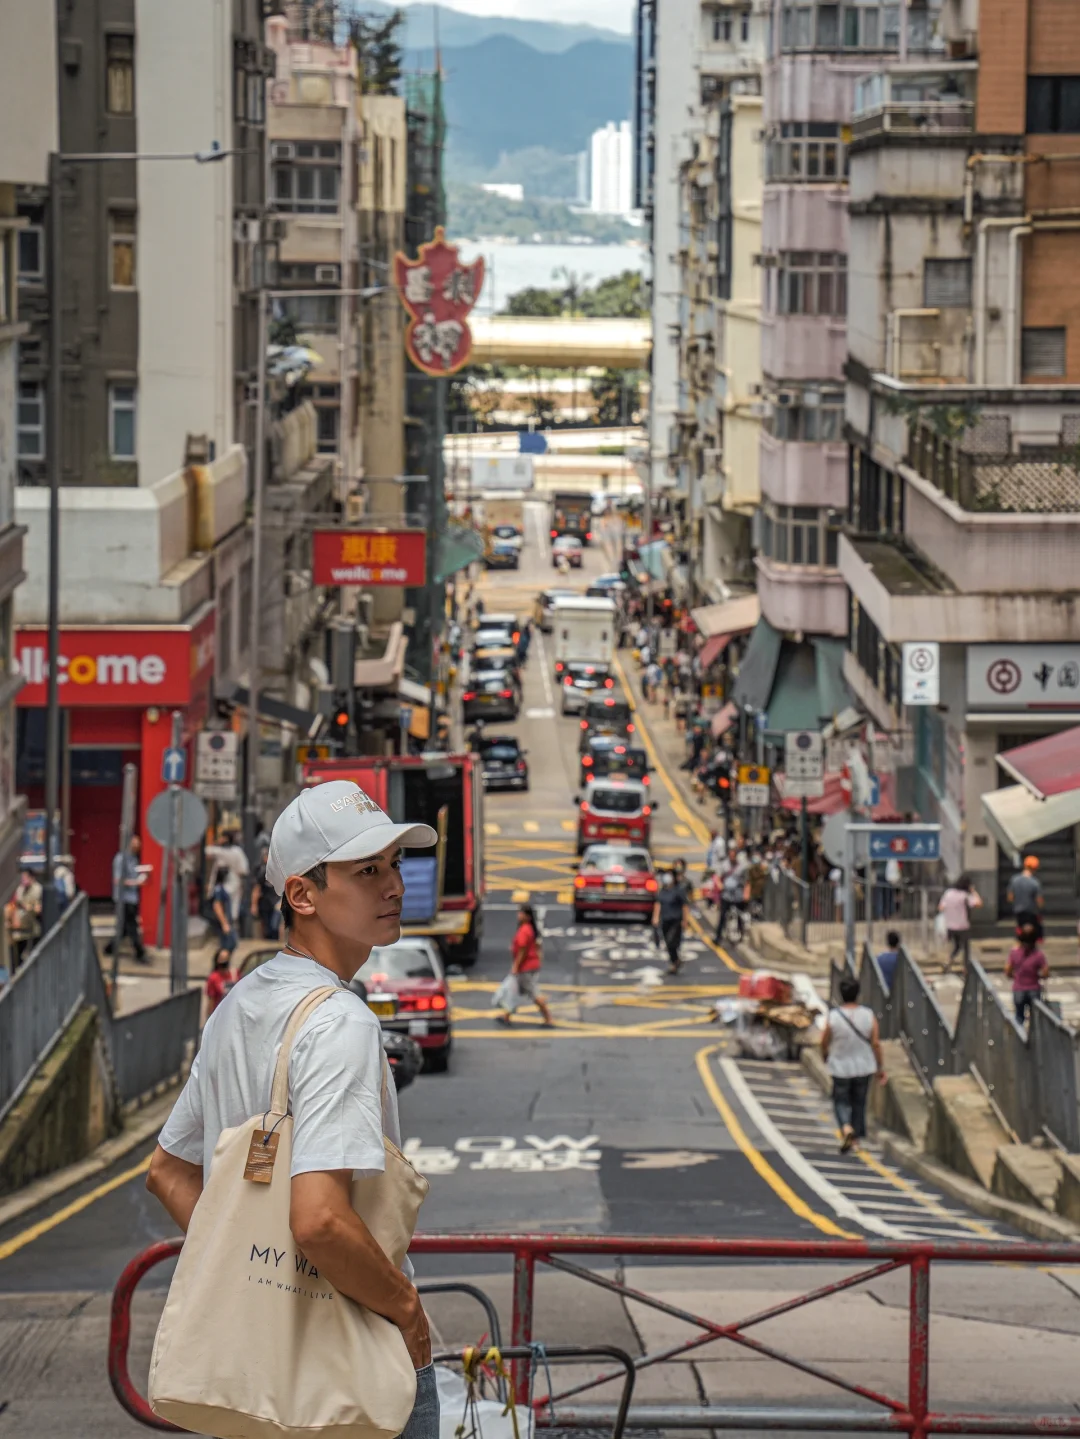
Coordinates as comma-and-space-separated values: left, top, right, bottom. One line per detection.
511, 888, 531, 903
687, 909, 746, 974
484, 822, 501, 835
0, 1153, 153, 1264
558, 889, 573, 903
673, 824, 692, 838
453, 1027, 730, 1040
523, 820, 540, 833
561, 819, 576, 832
694, 1045, 856, 1238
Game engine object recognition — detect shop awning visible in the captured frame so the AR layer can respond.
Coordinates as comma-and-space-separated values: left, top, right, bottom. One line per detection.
776, 770, 902, 821
433, 524, 486, 583
981, 783, 1080, 865
699, 633, 734, 670
732, 617, 783, 713
738, 631, 851, 735
997, 726, 1080, 800
710, 701, 738, 739
691, 594, 760, 639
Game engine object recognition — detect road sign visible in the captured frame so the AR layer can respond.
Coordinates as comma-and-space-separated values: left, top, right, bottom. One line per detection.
195, 730, 239, 801
161, 747, 186, 784
869, 773, 881, 808
902, 642, 940, 706
147, 787, 208, 851
785, 730, 823, 781
736, 764, 771, 787
736, 783, 771, 809
296, 742, 331, 764
866, 827, 940, 861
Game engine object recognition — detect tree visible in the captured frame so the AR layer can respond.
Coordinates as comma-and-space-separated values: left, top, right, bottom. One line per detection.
347, 7, 404, 95
269, 313, 299, 347
528, 389, 559, 429
579, 269, 648, 318
504, 286, 564, 317
590, 369, 641, 426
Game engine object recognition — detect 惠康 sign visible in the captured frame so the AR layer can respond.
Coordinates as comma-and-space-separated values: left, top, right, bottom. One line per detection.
312, 530, 427, 588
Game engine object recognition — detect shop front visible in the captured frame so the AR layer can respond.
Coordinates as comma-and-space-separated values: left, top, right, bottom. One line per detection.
16, 605, 216, 938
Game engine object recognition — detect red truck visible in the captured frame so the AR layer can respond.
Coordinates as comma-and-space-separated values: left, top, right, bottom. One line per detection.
301, 753, 486, 966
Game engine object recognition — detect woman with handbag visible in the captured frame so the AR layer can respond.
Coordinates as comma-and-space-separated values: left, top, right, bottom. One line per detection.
495, 902, 554, 1027
146, 780, 440, 1439
821, 974, 886, 1154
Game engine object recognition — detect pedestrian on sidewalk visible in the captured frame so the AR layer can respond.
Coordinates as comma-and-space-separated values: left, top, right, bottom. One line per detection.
205, 947, 238, 1016
716, 861, 748, 944
147, 779, 440, 1434
250, 846, 281, 942
1006, 919, 1048, 1026
938, 875, 981, 973
654, 868, 691, 973
821, 975, 886, 1153
105, 836, 148, 965
496, 903, 554, 1027
208, 866, 238, 954
645, 659, 662, 704
204, 830, 250, 927
7, 868, 42, 970
705, 827, 727, 876
1006, 856, 1043, 926
876, 930, 901, 992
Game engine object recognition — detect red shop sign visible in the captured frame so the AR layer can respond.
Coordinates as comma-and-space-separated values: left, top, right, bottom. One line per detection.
16, 617, 215, 708
312, 530, 427, 588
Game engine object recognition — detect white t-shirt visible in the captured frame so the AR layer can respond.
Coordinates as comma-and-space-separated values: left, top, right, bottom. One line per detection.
159, 952, 400, 1180
826, 1004, 878, 1079
205, 843, 250, 920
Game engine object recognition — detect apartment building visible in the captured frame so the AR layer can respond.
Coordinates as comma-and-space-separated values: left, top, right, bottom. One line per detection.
840, 0, 1080, 910
590, 121, 635, 218
12, 0, 270, 932
674, 3, 764, 597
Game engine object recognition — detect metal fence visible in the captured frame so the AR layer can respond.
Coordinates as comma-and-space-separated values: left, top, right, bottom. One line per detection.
765, 869, 938, 952
110, 989, 202, 1106
858, 943, 1080, 1150
0, 892, 200, 1121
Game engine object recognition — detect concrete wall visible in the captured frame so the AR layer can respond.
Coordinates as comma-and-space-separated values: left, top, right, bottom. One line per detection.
759, 431, 848, 508
0, 1, 56, 185
754, 556, 848, 635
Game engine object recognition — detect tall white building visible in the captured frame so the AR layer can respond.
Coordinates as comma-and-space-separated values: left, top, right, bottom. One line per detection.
589, 121, 633, 217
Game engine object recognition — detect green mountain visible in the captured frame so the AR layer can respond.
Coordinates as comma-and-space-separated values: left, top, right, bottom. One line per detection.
363, 0, 630, 53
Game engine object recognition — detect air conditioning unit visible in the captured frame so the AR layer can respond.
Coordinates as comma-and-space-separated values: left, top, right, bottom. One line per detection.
271, 141, 294, 161
233, 217, 260, 245
776, 389, 797, 406
315, 264, 340, 284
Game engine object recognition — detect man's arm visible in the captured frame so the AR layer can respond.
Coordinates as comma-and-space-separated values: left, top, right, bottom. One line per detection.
146, 1146, 204, 1232
291, 1170, 430, 1367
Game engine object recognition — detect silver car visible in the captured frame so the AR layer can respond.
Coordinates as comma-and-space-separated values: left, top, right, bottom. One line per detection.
559, 663, 612, 715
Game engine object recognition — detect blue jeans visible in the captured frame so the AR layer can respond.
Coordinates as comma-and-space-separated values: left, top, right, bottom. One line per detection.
401, 1364, 439, 1439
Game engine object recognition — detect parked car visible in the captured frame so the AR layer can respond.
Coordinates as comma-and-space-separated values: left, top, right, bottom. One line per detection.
486, 539, 520, 570
463, 668, 519, 724
558, 662, 614, 716
471, 645, 522, 689
473, 614, 521, 649
576, 776, 652, 853
552, 535, 583, 569
477, 735, 529, 791
534, 588, 579, 633
351, 937, 453, 1072
578, 694, 635, 752
579, 734, 650, 789
381, 1030, 424, 1090
573, 845, 658, 924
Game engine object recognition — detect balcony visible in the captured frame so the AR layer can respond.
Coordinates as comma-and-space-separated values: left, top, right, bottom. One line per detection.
850, 65, 976, 145
907, 425, 1080, 516
755, 555, 848, 636
850, 99, 973, 143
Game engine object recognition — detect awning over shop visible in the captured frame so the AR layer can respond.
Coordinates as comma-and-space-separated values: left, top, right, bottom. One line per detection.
981, 783, 1080, 865
776, 770, 902, 821
734, 624, 851, 734
699, 633, 734, 670
434, 523, 486, 583
997, 726, 1080, 800
691, 594, 760, 640
732, 617, 783, 713
710, 700, 738, 738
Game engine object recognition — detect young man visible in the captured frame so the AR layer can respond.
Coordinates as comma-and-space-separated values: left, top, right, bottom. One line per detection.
1006, 855, 1043, 926
653, 867, 692, 974
876, 929, 901, 992
104, 835, 147, 964
147, 781, 440, 1436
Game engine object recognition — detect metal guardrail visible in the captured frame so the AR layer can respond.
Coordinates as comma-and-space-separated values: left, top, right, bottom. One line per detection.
859, 942, 1080, 1147
0, 892, 201, 1120
0, 895, 92, 1122
110, 990, 202, 1106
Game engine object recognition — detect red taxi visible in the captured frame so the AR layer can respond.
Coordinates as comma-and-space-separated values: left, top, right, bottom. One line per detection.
573, 845, 658, 923
350, 938, 453, 1072
576, 776, 652, 853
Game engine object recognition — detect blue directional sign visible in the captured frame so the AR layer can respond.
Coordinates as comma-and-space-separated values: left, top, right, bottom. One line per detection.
867, 827, 939, 862
162, 746, 187, 785
869, 773, 880, 808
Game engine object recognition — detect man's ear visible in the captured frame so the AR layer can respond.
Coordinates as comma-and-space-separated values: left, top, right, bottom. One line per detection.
283, 873, 319, 918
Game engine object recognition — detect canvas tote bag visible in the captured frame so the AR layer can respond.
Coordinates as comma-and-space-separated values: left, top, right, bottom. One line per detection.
149, 986, 430, 1439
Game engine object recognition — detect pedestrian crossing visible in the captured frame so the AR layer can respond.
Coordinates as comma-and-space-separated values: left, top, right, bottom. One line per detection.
732, 1060, 1018, 1243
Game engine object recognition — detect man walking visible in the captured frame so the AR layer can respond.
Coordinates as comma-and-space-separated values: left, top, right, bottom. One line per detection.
105, 834, 148, 965
1006, 855, 1043, 926
147, 780, 441, 1437
653, 867, 692, 974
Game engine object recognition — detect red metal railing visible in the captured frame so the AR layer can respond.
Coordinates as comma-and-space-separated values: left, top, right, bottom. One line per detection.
110, 1233, 1080, 1437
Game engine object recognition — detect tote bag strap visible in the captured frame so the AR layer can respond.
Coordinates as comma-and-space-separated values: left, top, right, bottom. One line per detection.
268, 986, 341, 1119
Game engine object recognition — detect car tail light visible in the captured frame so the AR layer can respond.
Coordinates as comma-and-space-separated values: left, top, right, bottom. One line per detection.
585, 666, 594, 675
643, 774, 650, 785
516, 760, 526, 771
604, 698, 614, 707
550, 529, 557, 538
563, 676, 572, 686
580, 720, 588, 729
555, 661, 564, 672
581, 755, 593, 766
574, 875, 586, 889
399, 995, 431, 1012
604, 677, 614, 688
719, 776, 730, 789
627, 723, 635, 733
430, 993, 448, 1011
513, 632, 520, 644
463, 691, 476, 701
500, 689, 513, 699
580, 802, 588, 812
586, 531, 593, 540
642, 805, 651, 816
645, 877, 658, 892
615, 745, 626, 754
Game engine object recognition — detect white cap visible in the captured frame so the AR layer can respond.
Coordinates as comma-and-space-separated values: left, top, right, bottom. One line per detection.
265, 779, 437, 896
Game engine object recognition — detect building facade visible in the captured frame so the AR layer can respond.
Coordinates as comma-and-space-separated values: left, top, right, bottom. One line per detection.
840, 0, 1080, 909
590, 121, 635, 217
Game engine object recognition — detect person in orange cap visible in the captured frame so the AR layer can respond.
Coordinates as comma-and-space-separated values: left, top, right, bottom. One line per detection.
1006, 854, 1043, 927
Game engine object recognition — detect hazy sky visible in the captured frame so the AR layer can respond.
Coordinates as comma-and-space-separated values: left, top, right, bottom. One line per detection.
399, 0, 634, 35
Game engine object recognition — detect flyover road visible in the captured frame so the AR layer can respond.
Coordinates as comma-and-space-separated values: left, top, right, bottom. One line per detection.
3, 502, 1080, 1435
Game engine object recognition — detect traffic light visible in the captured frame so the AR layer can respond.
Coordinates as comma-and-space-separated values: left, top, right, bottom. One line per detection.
330, 693, 351, 751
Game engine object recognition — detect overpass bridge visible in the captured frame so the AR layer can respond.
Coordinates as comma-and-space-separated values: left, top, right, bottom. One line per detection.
469, 316, 651, 369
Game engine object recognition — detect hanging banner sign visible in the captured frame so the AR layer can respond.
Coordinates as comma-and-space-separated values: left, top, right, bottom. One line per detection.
393, 226, 484, 376
312, 529, 427, 587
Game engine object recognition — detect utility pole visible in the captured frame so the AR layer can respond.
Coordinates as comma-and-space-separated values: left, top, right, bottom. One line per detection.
245, 285, 269, 855
41, 150, 63, 929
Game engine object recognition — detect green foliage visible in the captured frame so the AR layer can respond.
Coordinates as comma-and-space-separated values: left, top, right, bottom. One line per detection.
347, 7, 404, 94
500, 269, 647, 319
269, 313, 299, 347
446, 180, 641, 245
504, 287, 564, 317
881, 390, 982, 442
590, 369, 642, 426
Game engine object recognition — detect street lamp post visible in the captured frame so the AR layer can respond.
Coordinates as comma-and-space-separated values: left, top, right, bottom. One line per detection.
40, 144, 232, 925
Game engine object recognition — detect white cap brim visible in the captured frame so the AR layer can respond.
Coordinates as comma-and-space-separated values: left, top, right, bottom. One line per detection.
268, 820, 438, 894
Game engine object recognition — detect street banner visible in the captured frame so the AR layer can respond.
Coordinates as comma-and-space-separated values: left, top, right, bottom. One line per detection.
312, 529, 427, 587
393, 226, 484, 376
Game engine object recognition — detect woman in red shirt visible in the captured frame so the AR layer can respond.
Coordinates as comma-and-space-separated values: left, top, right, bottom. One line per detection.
496, 903, 554, 1027
204, 946, 237, 1017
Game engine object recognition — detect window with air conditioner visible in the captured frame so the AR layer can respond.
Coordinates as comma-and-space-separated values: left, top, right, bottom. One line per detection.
315, 264, 340, 283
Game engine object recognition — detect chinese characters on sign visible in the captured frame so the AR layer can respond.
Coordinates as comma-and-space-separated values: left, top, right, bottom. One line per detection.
866, 828, 941, 861
967, 645, 1080, 710
393, 226, 484, 376
311, 530, 427, 588
403, 1135, 601, 1175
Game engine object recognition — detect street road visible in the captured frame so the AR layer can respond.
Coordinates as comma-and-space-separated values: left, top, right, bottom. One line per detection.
4, 500, 1080, 1434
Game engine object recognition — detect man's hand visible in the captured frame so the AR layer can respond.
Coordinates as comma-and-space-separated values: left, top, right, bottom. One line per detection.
397, 1288, 432, 1367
